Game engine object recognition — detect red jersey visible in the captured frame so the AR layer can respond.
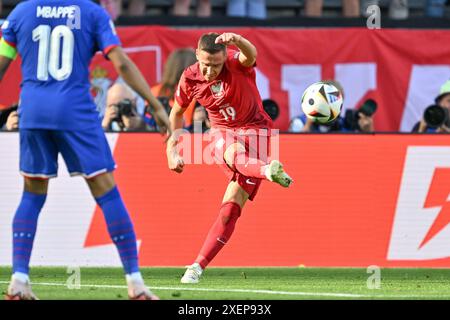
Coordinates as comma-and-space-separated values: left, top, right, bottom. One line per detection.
175, 50, 273, 131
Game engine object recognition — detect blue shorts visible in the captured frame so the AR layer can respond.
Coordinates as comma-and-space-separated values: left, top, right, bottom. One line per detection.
19, 126, 116, 179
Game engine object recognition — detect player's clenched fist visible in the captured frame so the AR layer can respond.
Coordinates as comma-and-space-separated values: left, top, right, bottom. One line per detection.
215, 33, 242, 46
167, 150, 185, 173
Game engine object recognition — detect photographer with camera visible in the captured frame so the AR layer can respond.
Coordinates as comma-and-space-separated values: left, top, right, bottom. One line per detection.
412, 80, 450, 133
102, 83, 151, 132
342, 98, 377, 133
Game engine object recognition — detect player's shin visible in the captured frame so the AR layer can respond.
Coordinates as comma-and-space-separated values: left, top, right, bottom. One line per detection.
95, 186, 140, 277
195, 202, 242, 269
12, 191, 47, 280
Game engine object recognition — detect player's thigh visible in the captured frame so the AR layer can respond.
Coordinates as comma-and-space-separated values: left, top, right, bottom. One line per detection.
223, 142, 246, 168
19, 129, 59, 179
54, 126, 116, 179
222, 180, 249, 208
85, 172, 116, 198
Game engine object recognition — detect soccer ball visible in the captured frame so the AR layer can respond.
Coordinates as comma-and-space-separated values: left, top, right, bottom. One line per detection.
301, 82, 343, 124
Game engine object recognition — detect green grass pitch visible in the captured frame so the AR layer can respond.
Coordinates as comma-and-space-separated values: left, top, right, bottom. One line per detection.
0, 267, 449, 300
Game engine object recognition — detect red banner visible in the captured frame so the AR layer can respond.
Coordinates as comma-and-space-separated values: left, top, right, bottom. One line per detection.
83, 134, 450, 267
1, 27, 450, 131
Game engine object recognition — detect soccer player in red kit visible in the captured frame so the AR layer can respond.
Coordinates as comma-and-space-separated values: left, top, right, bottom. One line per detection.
166, 32, 293, 283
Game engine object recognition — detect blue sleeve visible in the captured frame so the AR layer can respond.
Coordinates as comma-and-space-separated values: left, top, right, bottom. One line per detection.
93, 6, 121, 55
1, 5, 22, 46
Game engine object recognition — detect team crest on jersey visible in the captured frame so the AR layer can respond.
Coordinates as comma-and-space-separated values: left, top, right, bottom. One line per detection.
210, 80, 224, 99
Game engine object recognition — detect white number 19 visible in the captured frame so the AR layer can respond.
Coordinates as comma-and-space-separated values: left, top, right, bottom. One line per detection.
219, 106, 236, 121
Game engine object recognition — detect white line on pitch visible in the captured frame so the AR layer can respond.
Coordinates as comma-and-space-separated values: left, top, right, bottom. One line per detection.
1, 280, 448, 299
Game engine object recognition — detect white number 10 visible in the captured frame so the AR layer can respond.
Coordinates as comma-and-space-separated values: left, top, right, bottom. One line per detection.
32, 25, 74, 81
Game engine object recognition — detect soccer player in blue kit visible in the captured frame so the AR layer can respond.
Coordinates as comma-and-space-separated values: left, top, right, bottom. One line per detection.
0, 0, 169, 300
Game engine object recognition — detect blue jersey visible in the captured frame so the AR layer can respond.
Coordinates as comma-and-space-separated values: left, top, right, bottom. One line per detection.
1, 0, 121, 130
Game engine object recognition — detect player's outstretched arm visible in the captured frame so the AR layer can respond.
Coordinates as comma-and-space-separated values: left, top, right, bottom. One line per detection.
0, 53, 13, 81
215, 32, 257, 68
107, 46, 170, 136
166, 101, 186, 173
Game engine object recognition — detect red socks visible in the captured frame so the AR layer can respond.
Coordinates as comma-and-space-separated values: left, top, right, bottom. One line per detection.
233, 151, 267, 179
195, 202, 242, 269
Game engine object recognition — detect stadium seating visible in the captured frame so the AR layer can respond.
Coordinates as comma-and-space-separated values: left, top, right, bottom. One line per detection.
0, 0, 434, 18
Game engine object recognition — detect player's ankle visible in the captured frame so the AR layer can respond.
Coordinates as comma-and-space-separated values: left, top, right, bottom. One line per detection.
12, 272, 30, 283
126, 271, 144, 285
191, 262, 204, 273
263, 164, 271, 181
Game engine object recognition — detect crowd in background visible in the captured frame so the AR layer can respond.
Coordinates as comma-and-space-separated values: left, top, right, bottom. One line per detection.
3, 74, 450, 133
94, 0, 449, 20
1, 40, 450, 133
1, 0, 450, 132
1, 1, 449, 20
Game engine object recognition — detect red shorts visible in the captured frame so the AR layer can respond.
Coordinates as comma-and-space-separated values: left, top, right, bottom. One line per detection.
209, 128, 272, 201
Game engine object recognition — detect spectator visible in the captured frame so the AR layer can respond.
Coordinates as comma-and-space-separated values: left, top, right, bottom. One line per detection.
293, 103, 376, 133
151, 48, 197, 128
426, 0, 446, 17
361, 0, 409, 19
5, 110, 18, 130
288, 116, 304, 133
227, 0, 267, 19
102, 83, 151, 131
100, 0, 146, 20
128, 0, 146, 16
187, 104, 211, 132
292, 115, 344, 133
173, 0, 211, 17
100, 0, 121, 20
0, 103, 18, 131
412, 80, 450, 133
341, 98, 377, 133
305, 0, 360, 17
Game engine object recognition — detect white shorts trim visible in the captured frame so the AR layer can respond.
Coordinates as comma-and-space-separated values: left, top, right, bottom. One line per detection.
69, 165, 117, 179
20, 171, 57, 179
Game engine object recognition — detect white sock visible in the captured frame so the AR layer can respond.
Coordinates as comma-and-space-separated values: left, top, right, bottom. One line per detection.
263, 164, 271, 180
126, 272, 144, 284
12, 272, 30, 283
192, 263, 203, 273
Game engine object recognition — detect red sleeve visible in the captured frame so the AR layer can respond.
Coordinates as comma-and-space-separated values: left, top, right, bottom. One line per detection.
175, 72, 192, 109
226, 49, 255, 74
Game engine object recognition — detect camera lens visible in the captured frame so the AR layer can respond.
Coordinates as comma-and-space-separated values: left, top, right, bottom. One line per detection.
118, 99, 133, 117
262, 99, 279, 121
424, 104, 448, 128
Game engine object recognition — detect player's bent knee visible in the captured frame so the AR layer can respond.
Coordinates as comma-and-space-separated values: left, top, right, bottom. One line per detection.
24, 177, 49, 195
86, 172, 116, 198
223, 142, 246, 168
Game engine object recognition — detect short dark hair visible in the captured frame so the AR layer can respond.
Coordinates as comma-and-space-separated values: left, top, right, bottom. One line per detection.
198, 33, 226, 54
